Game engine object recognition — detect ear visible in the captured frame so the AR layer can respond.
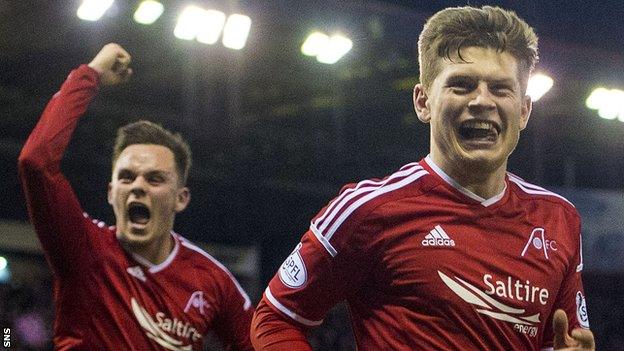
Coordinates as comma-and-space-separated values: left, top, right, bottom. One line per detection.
519, 94, 532, 130
175, 187, 190, 213
414, 84, 431, 123
107, 183, 113, 205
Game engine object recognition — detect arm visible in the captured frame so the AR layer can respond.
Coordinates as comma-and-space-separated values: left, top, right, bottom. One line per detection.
251, 224, 373, 349
17, 43, 132, 276
250, 296, 312, 351
251, 178, 381, 349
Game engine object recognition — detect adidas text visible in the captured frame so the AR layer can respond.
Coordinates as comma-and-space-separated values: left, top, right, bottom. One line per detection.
422, 225, 455, 247
422, 238, 456, 246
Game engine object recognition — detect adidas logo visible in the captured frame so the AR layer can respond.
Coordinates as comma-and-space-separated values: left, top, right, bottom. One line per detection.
422, 225, 455, 247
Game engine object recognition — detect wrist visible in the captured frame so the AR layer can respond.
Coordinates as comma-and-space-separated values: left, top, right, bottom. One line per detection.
87, 62, 104, 75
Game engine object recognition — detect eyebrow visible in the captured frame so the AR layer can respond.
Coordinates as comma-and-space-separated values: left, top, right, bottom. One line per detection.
445, 74, 516, 86
116, 168, 171, 178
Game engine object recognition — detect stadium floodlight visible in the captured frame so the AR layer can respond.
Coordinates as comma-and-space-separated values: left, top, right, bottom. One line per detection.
174, 6, 208, 40
586, 87, 624, 122
527, 73, 553, 102
77, 0, 114, 21
222, 14, 252, 50
175, 6, 226, 44
196, 10, 227, 44
133, 0, 164, 25
301, 32, 330, 56
585, 88, 609, 110
316, 34, 353, 64
0, 256, 8, 283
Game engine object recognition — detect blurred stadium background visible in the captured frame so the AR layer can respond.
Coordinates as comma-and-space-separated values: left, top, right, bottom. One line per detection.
0, 0, 623, 349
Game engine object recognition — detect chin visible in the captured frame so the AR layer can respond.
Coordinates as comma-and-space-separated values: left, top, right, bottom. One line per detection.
117, 228, 153, 247
458, 148, 506, 172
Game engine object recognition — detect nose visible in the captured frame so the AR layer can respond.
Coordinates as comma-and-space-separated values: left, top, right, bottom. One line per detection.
130, 176, 147, 197
468, 83, 496, 112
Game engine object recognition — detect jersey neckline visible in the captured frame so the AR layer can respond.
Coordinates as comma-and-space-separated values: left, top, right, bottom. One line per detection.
131, 231, 180, 273
422, 155, 507, 207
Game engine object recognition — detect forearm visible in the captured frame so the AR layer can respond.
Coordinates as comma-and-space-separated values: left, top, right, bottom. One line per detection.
250, 298, 312, 351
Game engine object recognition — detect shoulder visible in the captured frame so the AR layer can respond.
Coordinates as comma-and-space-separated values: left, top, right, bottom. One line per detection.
175, 234, 232, 274
83, 212, 118, 240
310, 162, 432, 244
507, 173, 579, 218
175, 234, 253, 309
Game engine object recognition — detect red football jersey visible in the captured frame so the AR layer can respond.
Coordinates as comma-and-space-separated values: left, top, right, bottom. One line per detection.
18, 65, 254, 350
264, 157, 588, 350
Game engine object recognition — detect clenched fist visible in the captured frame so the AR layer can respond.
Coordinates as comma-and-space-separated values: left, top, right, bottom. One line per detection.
88, 43, 132, 86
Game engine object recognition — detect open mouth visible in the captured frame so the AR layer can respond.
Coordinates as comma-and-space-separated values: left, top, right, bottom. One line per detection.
458, 119, 500, 142
127, 202, 151, 225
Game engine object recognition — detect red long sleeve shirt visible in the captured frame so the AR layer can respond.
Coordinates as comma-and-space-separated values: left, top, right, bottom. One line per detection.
252, 157, 588, 350
18, 65, 254, 350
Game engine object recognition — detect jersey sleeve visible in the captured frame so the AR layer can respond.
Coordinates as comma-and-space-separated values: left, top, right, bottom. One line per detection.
541, 212, 589, 349
17, 65, 100, 277
250, 297, 312, 351
261, 184, 383, 328
213, 265, 255, 350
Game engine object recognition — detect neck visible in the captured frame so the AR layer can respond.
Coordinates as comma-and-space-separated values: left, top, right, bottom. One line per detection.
428, 152, 507, 199
124, 232, 174, 265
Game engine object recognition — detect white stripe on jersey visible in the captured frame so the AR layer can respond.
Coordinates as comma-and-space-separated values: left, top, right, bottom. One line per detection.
577, 232, 584, 272
399, 162, 421, 171
310, 225, 338, 257
324, 169, 429, 242
309, 165, 428, 256
313, 164, 424, 233
179, 237, 252, 311
508, 174, 574, 206
265, 287, 323, 326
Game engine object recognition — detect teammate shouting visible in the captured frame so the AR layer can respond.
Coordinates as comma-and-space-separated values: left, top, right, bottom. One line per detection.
19, 44, 254, 350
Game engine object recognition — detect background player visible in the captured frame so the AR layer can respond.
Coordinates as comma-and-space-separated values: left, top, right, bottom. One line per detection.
18, 43, 254, 350
251, 6, 595, 350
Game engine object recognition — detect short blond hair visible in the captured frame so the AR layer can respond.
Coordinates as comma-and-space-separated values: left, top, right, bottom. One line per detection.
418, 6, 538, 92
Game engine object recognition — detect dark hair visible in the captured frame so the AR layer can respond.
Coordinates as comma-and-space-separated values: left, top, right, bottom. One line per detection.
112, 120, 192, 185
418, 6, 538, 92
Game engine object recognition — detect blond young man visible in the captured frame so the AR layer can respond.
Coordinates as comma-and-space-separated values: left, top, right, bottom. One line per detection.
251, 6, 594, 350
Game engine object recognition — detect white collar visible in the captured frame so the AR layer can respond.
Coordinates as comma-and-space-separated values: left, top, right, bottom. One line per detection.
424, 155, 506, 207
131, 231, 180, 273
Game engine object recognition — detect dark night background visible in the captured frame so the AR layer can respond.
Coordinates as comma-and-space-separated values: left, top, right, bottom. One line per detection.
0, 0, 623, 349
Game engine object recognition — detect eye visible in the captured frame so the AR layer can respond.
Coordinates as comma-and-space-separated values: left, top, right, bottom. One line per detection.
447, 80, 475, 94
490, 84, 513, 96
147, 175, 165, 184
118, 171, 134, 184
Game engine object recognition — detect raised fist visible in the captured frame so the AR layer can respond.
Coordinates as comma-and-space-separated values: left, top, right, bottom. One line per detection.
88, 43, 132, 86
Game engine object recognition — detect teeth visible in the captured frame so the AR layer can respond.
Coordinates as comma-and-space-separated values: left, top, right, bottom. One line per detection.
465, 121, 492, 130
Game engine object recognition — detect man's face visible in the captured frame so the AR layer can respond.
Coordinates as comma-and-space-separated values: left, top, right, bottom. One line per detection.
108, 144, 189, 249
414, 47, 532, 174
